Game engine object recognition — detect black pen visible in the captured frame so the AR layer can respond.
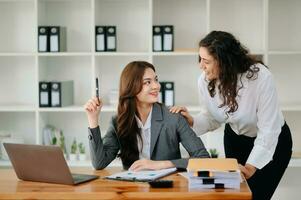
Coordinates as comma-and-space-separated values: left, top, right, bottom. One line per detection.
96, 77, 100, 105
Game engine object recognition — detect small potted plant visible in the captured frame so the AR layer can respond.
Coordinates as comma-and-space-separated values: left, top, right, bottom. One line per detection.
69, 138, 78, 161
51, 136, 57, 146
78, 142, 86, 161
59, 131, 67, 159
209, 148, 219, 158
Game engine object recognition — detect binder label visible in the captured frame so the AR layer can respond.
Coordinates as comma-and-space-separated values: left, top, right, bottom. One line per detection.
154, 35, 162, 51
96, 35, 105, 51
40, 92, 49, 105
50, 35, 59, 52
51, 91, 60, 106
165, 90, 174, 106
39, 35, 47, 52
107, 36, 116, 49
163, 34, 172, 51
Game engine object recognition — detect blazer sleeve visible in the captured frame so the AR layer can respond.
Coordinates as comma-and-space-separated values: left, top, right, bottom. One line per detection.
88, 117, 120, 170
170, 114, 210, 169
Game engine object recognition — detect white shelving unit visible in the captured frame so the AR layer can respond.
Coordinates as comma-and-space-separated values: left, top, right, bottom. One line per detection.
0, 0, 301, 170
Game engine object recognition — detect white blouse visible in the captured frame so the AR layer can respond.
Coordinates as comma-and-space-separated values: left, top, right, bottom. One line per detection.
136, 106, 152, 160
192, 63, 284, 169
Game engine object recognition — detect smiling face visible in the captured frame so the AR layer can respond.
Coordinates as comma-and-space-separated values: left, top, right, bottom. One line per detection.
136, 67, 161, 104
199, 47, 220, 81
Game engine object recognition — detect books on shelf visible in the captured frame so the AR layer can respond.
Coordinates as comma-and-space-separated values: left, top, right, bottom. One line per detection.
181, 158, 242, 189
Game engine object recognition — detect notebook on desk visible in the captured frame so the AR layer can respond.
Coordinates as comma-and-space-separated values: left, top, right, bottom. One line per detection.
3, 143, 99, 185
105, 167, 177, 182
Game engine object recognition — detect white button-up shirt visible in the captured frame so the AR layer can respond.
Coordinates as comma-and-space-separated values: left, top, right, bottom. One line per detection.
135, 106, 152, 159
192, 63, 284, 169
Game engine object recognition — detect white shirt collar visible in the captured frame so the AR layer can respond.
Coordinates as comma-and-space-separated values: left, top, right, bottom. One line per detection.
135, 106, 153, 130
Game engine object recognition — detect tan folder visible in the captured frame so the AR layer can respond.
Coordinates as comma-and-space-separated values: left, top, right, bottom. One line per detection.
187, 158, 239, 171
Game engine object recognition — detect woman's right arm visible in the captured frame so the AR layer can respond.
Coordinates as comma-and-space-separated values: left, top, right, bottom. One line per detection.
84, 97, 120, 170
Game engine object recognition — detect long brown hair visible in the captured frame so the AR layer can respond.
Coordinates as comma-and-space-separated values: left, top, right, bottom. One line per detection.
199, 31, 261, 113
117, 61, 156, 168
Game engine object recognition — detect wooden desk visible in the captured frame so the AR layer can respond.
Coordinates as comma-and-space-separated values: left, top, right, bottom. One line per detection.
0, 167, 251, 200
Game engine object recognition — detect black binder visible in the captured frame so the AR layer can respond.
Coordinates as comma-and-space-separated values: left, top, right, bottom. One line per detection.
153, 26, 163, 52
95, 26, 106, 52
38, 26, 49, 52
49, 26, 66, 52
106, 26, 116, 51
50, 81, 74, 107
163, 82, 175, 106
158, 81, 164, 103
163, 26, 174, 51
39, 82, 51, 107
51, 82, 60, 107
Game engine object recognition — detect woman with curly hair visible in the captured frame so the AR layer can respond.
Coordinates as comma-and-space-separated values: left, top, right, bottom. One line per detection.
170, 31, 292, 200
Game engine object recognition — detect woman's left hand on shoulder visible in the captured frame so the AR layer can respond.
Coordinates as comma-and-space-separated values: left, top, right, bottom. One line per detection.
129, 159, 174, 171
239, 163, 257, 179
169, 105, 194, 127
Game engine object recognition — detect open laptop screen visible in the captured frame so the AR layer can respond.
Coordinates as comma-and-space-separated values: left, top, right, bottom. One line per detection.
4, 143, 98, 185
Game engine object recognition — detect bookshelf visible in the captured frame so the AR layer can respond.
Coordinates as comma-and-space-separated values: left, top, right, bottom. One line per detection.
0, 0, 301, 168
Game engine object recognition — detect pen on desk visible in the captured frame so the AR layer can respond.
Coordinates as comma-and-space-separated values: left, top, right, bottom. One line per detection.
96, 77, 100, 105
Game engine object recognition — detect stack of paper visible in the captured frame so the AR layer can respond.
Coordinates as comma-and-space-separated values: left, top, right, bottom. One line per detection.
182, 158, 242, 189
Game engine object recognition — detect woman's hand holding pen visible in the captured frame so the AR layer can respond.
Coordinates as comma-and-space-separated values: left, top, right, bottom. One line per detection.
169, 106, 194, 127
84, 97, 103, 129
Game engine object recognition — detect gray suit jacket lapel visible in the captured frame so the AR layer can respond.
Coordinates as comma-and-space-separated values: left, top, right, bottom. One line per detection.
150, 103, 164, 158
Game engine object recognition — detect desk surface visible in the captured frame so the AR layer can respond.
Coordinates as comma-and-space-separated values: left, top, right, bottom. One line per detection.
0, 167, 251, 200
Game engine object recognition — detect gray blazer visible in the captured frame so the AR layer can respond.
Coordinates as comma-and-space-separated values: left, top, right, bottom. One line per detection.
88, 103, 209, 170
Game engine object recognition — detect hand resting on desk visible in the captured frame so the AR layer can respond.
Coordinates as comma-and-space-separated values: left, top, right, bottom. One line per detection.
129, 159, 175, 171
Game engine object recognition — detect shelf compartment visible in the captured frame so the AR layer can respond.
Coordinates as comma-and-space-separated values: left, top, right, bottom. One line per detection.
0, 112, 36, 149
268, 54, 301, 106
0, 0, 35, 53
95, 0, 150, 52
38, 56, 92, 106
210, 0, 264, 53
38, 0, 92, 52
38, 112, 89, 155
38, 112, 116, 160
269, 0, 301, 51
153, 56, 200, 105
153, 0, 207, 51
0, 56, 37, 106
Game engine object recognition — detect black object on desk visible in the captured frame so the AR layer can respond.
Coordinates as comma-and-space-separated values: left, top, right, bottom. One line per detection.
149, 180, 173, 188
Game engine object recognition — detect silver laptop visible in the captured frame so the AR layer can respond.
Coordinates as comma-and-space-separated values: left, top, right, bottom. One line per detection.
4, 143, 99, 185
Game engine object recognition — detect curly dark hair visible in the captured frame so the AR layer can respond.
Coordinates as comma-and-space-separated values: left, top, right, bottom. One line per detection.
117, 61, 156, 168
199, 31, 262, 113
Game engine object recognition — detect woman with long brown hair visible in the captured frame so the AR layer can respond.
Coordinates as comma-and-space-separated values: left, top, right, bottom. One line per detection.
84, 61, 209, 171
170, 31, 292, 200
